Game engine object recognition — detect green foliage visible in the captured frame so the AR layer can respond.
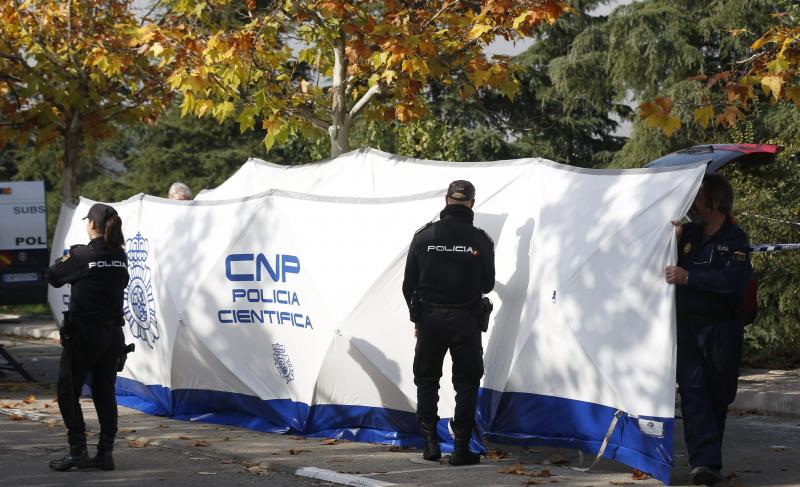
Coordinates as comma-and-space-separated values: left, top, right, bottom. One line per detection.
726, 105, 800, 368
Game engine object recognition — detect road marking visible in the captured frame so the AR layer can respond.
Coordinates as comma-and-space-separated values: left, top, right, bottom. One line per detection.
295, 467, 397, 487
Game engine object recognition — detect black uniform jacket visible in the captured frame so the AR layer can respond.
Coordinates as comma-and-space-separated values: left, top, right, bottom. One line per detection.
676, 218, 751, 317
47, 237, 130, 320
402, 204, 495, 307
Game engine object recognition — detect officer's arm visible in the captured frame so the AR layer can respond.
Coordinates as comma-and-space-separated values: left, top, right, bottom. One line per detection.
402, 237, 419, 307
480, 232, 495, 293
686, 232, 751, 294
46, 248, 87, 288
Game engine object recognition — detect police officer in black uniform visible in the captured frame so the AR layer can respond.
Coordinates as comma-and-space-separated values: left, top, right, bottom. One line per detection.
403, 180, 495, 466
665, 174, 751, 486
47, 203, 130, 471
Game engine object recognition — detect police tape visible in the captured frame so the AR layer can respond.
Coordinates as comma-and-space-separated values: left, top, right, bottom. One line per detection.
750, 243, 800, 252
741, 212, 800, 227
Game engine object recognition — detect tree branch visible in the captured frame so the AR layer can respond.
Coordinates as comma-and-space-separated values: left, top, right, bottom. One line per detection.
348, 83, 381, 120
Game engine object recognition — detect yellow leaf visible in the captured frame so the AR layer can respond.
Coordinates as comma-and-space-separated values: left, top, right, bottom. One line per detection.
662, 115, 681, 137
693, 105, 714, 129
180, 93, 195, 118
469, 69, 491, 88
214, 101, 235, 123
767, 56, 790, 74
512, 12, 530, 29
761, 75, 783, 99
381, 69, 397, 84
468, 23, 493, 41
498, 78, 519, 100
150, 42, 164, 57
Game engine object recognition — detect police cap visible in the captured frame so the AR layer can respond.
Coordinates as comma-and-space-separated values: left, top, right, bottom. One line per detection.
83, 203, 118, 229
447, 180, 475, 201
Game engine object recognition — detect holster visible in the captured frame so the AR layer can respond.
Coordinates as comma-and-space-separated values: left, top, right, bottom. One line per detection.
60, 311, 73, 346
117, 343, 135, 372
478, 297, 493, 333
409, 294, 422, 325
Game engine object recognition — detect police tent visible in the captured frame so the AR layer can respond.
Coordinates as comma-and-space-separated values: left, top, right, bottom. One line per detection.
49, 149, 705, 484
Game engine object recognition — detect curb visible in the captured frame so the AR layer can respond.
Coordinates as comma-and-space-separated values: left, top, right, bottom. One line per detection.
0, 324, 59, 341
731, 389, 800, 417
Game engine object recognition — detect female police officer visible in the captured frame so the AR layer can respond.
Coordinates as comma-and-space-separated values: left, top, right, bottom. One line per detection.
47, 203, 129, 471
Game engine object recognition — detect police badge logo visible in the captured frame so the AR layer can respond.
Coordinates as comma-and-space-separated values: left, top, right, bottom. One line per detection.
683, 242, 692, 254
123, 232, 160, 348
272, 343, 295, 384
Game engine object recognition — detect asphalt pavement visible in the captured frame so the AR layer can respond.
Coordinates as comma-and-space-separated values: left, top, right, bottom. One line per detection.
1, 317, 799, 486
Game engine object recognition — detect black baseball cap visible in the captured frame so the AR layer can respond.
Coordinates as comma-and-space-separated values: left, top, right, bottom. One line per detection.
447, 180, 475, 201
83, 203, 118, 228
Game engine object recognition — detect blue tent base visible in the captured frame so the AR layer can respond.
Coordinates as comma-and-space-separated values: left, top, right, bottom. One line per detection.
115, 378, 672, 484
477, 389, 674, 484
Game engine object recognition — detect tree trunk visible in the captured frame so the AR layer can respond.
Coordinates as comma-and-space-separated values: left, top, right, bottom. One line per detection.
329, 32, 349, 158
61, 110, 81, 204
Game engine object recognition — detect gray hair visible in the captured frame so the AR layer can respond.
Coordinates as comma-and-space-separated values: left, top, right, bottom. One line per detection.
168, 182, 192, 200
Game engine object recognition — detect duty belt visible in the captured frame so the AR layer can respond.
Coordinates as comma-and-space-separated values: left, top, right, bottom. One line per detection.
420, 296, 480, 309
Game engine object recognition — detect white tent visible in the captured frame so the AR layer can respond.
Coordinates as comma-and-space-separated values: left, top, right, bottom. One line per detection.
49, 150, 704, 484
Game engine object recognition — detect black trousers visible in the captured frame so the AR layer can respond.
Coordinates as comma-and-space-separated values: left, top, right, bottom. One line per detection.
57, 323, 124, 446
413, 306, 483, 434
676, 317, 743, 470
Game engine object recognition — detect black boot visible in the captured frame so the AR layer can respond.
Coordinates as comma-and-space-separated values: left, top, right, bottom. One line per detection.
418, 421, 441, 461
90, 434, 115, 470
49, 437, 90, 471
448, 429, 479, 466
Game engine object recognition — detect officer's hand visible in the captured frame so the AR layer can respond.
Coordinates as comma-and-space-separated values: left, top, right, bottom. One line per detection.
665, 265, 688, 285
671, 220, 683, 239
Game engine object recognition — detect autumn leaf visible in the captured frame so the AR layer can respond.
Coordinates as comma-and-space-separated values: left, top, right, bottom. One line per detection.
468, 23, 493, 41
786, 87, 800, 107
532, 468, 553, 478
320, 438, 340, 445
485, 449, 509, 460
761, 75, 784, 99
662, 115, 681, 137
498, 463, 528, 475
192, 440, 210, 447
128, 438, 152, 448
23, 394, 36, 404
288, 448, 310, 455
693, 105, 714, 128
631, 468, 651, 480
9, 414, 25, 421
546, 454, 570, 465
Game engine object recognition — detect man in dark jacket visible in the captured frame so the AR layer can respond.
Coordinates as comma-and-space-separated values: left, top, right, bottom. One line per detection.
665, 174, 751, 486
402, 180, 495, 466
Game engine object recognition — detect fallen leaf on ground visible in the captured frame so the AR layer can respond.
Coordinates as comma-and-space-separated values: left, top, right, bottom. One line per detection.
45, 419, 60, 428
388, 445, 414, 451
244, 465, 269, 475
288, 448, 310, 455
119, 428, 137, 434
321, 438, 340, 445
192, 440, 210, 447
9, 414, 25, 421
128, 438, 152, 448
547, 454, 570, 465
23, 394, 36, 404
2, 404, 13, 408
223, 437, 231, 441
531, 468, 552, 478
158, 424, 169, 429
498, 463, 528, 475
610, 482, 635, 486
178, 435, 193, 440
43, 403, 50, 408
486, 449, 509, 460
631, 468, 650, 480
525, 481, 540, 486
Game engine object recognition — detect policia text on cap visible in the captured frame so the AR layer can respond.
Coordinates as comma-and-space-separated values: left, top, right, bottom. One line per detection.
46, 203, 133, 472
402, 180, 495, 465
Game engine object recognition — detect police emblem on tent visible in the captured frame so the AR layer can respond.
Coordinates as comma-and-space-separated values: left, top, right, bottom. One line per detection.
123, 232, 159, 348
272, 343, 294, 383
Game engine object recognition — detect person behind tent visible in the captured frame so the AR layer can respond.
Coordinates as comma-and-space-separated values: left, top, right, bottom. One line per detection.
402, 180, 495, 466
46, 203, 130, 472
665, 173, 752, 486
168, 181, 192, 200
